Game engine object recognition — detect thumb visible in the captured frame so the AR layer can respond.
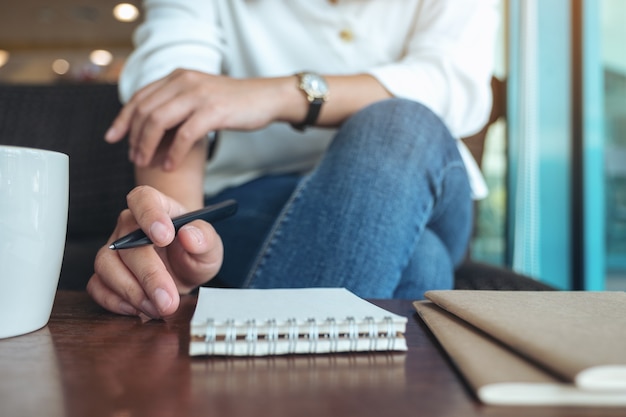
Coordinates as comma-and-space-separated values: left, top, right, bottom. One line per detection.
168, 222, 224, 292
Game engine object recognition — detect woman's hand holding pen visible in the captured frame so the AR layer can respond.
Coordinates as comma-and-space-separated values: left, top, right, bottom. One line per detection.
87, 186, 224, 319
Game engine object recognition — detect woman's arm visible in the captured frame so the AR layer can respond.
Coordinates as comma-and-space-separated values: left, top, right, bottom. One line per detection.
133, 130, 208, 210
106, 70, 393, 170
366, 0, 500, 137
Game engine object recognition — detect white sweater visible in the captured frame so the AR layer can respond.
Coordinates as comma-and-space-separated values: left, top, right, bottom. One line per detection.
120, 0, 499, 198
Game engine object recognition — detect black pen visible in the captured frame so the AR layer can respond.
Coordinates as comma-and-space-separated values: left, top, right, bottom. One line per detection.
109, 199, 238, 250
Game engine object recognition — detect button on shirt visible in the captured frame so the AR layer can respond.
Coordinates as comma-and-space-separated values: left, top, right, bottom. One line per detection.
119, 0, 499, 198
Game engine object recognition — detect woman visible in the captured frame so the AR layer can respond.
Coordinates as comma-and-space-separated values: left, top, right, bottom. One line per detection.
88, 0, 499, 319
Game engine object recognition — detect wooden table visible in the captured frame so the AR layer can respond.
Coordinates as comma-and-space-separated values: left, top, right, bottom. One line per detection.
1, 291, 624, 417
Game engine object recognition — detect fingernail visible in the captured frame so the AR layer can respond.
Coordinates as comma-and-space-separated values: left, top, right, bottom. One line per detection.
104, 127, 116, 142
134, 152, 145, 166
150, 221, 171, 244
119, 300, 138, 316
183, 225, 204, 245
154, 288, 173, 313
141, 299, 161, 318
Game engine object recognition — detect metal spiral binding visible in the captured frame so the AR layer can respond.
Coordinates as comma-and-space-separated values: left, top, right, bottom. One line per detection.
346, 316, 358, 351
201, 314, 398, 355
245, 319, 258, 356
286, 318, 298, 354
364, 316, 377, 351
384, 316, 395, 350
326, 317, 339, 352
204, 318, 216, 355
265, 318, 278, 355
224, 319, 237, 355
306, 318, 318, 353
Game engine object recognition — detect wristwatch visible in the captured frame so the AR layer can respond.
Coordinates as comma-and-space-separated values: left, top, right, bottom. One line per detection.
292, 72, 329, 131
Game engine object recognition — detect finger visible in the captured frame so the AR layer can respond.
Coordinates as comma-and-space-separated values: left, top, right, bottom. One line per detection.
118, 245, 181, 317
105, 78, 168, 144
125, 186, 186, 247
128, 73, 201, 167
131, 94, 197, 167
104, 103, 135, 144
104, 115, 130, 144
87, 273, 139, 316
168, 221, 224, 291
164, 110, 217, 170
92, 243, 163, 318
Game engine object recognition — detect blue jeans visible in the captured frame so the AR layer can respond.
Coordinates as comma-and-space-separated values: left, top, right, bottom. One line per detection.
206, 99, 472, 299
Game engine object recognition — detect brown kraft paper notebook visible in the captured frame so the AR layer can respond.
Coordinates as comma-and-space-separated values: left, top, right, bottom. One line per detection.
414, 300, 626, 406
423, 290, 626, 393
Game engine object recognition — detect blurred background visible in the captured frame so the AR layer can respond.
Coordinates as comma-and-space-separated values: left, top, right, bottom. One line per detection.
0, 1, 139, 83
0, 0, 624, 291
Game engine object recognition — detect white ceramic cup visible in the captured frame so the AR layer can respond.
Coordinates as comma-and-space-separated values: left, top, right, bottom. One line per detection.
0, 145, 69, 339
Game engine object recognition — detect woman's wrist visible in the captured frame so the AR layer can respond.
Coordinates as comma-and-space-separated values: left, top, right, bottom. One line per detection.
271, 73, 392, 129
270, 75, 310, 126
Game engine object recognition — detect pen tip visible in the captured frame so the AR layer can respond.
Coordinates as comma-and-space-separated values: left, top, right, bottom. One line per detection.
109, 244, 116, 250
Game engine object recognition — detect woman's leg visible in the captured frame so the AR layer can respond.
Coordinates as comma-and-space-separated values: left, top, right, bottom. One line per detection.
244, 98, 473, 298
204, 174, 301, 288
393, 228, 454, 299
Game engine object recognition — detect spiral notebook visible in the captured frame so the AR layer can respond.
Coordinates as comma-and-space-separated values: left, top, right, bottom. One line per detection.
189, 287, 408, 356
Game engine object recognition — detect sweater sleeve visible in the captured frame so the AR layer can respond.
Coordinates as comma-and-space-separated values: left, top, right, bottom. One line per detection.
366, 0, 499, 138
118, 0, 224, 103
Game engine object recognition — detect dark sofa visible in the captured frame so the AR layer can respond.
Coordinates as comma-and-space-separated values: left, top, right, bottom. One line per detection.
0, 82, 553, 291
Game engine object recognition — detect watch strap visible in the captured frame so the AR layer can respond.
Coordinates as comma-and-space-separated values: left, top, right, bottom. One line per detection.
292, 72, 327, 131
292, 97, 323, 131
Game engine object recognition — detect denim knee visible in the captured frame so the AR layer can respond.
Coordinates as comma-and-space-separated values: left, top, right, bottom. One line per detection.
349, 97, 443, 128
327, 98, 459, 189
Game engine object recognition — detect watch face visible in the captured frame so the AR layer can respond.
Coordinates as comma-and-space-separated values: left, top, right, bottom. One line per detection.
301, 73, 328, 99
